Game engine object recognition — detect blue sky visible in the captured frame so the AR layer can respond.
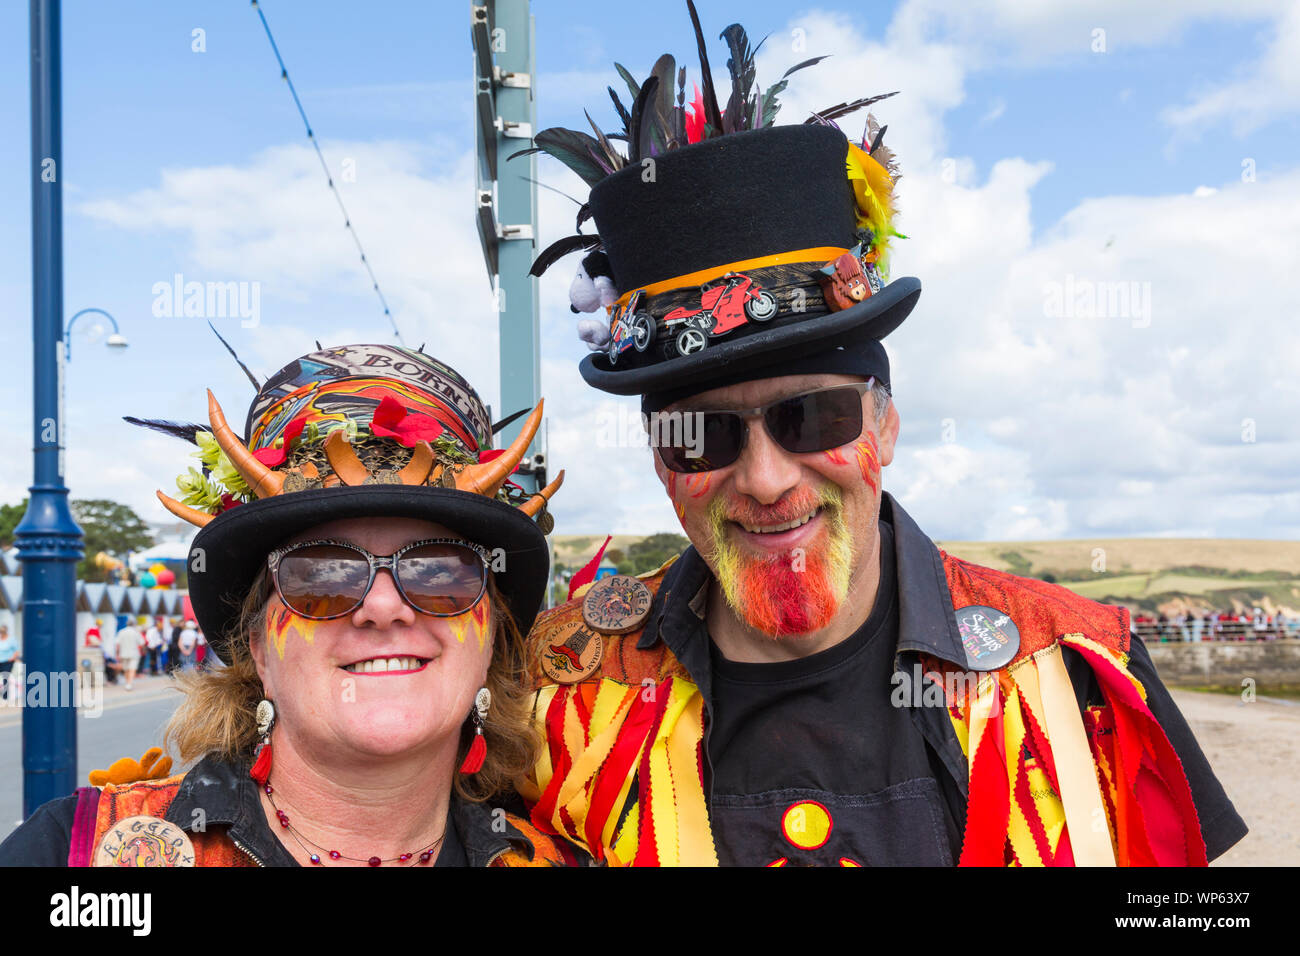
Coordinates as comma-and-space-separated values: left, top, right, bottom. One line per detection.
2, 0, 1298, 541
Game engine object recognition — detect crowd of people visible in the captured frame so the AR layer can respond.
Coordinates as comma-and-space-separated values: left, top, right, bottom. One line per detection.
83, 616, 207, 689
1131, 608, 1300, 643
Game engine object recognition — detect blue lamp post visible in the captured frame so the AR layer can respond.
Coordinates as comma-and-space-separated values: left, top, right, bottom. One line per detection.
14, 0, 83, 816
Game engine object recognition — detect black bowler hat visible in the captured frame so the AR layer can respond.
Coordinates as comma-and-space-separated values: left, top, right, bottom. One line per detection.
520, 7, 920, 404
130, 344, 564, 663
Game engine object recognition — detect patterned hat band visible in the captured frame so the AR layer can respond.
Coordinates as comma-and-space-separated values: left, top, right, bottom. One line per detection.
602, 243, 887, 366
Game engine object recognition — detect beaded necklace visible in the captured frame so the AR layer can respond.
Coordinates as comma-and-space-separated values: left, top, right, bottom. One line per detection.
261, 777, 446, 866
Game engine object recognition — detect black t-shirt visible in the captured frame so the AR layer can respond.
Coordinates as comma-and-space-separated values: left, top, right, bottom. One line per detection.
706, 521, 957, 866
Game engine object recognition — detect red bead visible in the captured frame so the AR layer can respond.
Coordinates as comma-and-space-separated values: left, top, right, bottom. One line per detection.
329, 850, 341, 860
420, 850, 433, 862
310, 855, 321, 865
399, 853, 412, 862
368, 856, 381, 867
264, 785, 273, 795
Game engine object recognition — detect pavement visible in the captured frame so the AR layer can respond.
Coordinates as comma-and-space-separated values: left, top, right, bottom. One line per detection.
1170, 688, 1300, 866
0, 672, 185, 842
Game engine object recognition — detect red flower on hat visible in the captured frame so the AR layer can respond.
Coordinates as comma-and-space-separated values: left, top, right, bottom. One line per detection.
252, 416, 307, 467
370, 395, 447, 448
216, 493, 244, 514
687, 84, 706, 144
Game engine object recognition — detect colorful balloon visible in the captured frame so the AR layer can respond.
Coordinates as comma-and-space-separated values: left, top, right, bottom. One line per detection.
139, 572, 156, 588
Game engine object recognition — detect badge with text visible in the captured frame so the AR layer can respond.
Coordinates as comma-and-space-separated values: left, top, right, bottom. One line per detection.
540, 618, 604, 684
94, 815, 195, 867
954, 605, 1021, 671
582, 574, 652, 634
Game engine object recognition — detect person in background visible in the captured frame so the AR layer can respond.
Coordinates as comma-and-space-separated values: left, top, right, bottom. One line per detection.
100, 622, 120, 685
0, 625, 19, 701
116, 619, 144, 691
165, 618, 181, 675
84, 619, 102, 647
177, 619, 199, 671
144, 618, 164, 675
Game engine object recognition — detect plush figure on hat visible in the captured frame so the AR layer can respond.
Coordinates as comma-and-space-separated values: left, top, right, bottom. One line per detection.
572, 251, 617, 351
570, 251, 618, 314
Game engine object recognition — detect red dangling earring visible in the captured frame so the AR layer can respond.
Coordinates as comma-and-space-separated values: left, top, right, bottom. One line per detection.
459, 687, 491, 774
250, 699, 275, 785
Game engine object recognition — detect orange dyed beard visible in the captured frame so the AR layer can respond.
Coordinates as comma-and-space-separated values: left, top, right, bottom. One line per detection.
705, 485, 853, 637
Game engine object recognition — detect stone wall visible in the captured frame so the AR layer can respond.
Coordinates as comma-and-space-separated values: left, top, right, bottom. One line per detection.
1144, 638, 1300, 689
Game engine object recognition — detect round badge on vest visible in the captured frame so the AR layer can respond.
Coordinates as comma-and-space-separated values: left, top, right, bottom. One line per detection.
93, 815, 195, 867
582, 574, 652, 635
954, 605, 1021, 671
539, 618, 605, 685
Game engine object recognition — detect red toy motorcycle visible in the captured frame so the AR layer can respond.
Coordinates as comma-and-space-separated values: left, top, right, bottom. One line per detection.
663, 273, 778, 356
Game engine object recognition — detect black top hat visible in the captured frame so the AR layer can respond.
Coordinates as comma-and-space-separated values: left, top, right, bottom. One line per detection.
579, 123, 920, 397
519, 6, 920, 403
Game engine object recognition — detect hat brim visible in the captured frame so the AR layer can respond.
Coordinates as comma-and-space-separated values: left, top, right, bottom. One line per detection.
187, 485, 550, 664
579, 276, 921, 396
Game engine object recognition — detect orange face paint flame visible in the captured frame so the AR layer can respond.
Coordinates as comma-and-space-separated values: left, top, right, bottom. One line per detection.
854, 435, 879, 494
268, 604, 323, 660
446, 598, 490, 651
686, 472, 712, 498
822, 447, 849, 466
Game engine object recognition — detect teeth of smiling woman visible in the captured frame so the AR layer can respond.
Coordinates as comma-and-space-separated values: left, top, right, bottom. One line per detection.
739, 509, 819, 535
343, 657, 426, 673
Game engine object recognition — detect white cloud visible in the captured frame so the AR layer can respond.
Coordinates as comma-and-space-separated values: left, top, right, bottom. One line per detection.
1161, 1, 1300, 135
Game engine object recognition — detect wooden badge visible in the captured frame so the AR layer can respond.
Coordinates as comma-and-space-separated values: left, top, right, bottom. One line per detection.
539, 617, 604, 685
582, 574, 652, 635
94, 815, 195, 867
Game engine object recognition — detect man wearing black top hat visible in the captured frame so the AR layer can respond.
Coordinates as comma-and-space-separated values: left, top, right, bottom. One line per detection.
519, 8, 1246, 866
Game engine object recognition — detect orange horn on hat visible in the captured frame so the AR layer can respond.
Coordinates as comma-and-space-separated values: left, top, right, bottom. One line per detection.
324, 430, 371, 486
397, 441, 435, 485
207, 390, 285, 498
519, 469, 564, 517
156, 490, 215, 528
456, 399, 543, 498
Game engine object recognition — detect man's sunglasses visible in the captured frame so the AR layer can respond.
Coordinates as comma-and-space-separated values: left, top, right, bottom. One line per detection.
267, 538, 490, 620
654, 380, 883, 474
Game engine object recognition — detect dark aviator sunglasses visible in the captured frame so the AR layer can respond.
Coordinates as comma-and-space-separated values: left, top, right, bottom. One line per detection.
653, 379, 883, 474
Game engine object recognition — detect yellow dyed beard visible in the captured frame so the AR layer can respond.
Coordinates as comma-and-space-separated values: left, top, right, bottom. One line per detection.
704, 484, 855, 636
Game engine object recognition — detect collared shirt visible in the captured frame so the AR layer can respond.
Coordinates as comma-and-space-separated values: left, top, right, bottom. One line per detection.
0, 753, 539, 867
635, 491, 1248, 863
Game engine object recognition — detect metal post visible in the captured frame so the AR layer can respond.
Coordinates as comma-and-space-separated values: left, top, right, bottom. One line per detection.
15, 0, 83, 816
473, 0, 541, 491
493, 1, 540, 460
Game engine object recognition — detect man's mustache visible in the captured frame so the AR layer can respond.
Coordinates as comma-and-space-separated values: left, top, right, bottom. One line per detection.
713, 486, 840, 529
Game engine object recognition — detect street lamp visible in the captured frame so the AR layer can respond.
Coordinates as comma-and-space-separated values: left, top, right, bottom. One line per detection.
65, 307, 128, 361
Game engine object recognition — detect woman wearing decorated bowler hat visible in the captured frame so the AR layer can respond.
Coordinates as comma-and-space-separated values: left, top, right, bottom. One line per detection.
0, 344, 575, 867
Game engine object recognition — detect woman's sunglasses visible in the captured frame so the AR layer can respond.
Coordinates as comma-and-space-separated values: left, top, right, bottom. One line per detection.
267, 538, 490, 620
654, 380, 882, 473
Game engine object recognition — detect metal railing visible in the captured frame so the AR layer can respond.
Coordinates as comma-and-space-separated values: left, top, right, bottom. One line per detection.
1132, 619, 1300, 642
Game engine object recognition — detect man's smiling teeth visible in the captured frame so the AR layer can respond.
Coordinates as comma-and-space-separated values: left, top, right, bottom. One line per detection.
342, 656, 428, 674
737, 509, 819, 535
